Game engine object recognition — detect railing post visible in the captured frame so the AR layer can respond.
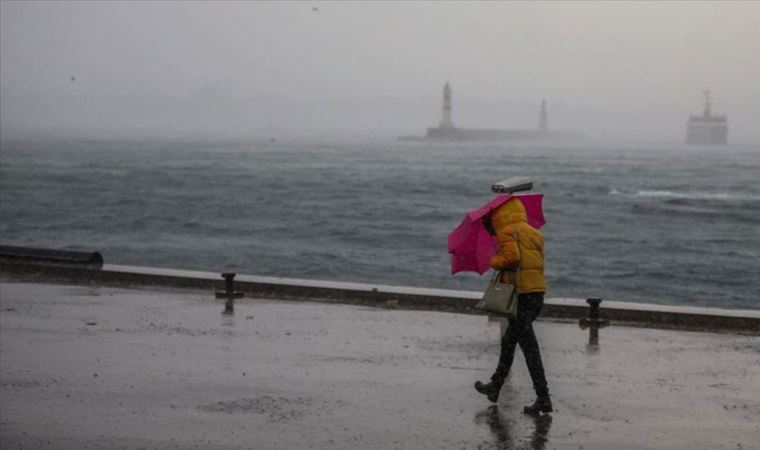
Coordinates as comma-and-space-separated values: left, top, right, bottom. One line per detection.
215, 272, 244, 314
579, 297, 609, 346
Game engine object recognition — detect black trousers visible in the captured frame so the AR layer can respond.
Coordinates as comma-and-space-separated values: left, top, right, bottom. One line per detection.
491, 292, 550, 398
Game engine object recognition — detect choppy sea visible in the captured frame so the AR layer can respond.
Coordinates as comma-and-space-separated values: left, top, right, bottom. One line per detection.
1, 136, 758, 310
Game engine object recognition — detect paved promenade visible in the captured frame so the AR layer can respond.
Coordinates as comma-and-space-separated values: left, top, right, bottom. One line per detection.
1, 281, 758, 449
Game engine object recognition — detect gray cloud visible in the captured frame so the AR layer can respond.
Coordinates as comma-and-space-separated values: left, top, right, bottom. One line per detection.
2, 1, 759, 142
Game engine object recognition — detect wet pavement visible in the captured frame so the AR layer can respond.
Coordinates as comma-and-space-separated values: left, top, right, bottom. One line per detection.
1, 281, 759, 449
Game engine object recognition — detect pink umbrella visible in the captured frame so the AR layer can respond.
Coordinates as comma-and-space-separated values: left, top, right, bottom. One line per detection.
448, 194, 545, 275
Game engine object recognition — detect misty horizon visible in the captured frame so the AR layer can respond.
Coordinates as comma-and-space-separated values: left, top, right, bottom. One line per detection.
2, 1, 759, 144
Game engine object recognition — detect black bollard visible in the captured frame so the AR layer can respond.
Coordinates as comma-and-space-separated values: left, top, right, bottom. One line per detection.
215, 272, 244, 314
579, 297, 609, 346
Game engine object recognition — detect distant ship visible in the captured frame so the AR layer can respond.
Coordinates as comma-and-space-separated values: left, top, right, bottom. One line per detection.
400, 82, 579, 142
686, 90, 728, 145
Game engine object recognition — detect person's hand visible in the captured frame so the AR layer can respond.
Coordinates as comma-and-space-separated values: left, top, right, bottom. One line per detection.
482, 215, 496, 236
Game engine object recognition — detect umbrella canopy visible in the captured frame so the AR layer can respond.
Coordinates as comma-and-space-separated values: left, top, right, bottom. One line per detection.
448, 194, 545, 275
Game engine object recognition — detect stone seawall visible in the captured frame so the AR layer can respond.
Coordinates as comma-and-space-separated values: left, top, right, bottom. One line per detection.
1, 261, 758, 333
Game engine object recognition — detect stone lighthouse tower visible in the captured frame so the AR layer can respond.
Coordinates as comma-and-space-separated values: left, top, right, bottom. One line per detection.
439, 82, 454, 129
539, 99, 548, 133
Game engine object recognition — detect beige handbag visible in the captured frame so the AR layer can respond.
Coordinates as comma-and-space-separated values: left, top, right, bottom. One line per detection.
476, 269, 519, 318
474, 228, 521, 319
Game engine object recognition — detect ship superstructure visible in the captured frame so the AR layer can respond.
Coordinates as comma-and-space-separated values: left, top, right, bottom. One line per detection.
686, 90, 728, 145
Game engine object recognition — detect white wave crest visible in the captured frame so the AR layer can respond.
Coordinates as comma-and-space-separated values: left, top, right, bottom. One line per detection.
635, 190, 759, 201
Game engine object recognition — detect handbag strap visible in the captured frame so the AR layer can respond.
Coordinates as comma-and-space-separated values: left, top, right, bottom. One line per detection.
512, 226, 521, 288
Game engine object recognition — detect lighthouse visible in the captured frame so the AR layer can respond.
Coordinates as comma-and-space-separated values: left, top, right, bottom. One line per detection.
439, 82, 454, 129
419, 83, 579, 142
538, 99, 548, 132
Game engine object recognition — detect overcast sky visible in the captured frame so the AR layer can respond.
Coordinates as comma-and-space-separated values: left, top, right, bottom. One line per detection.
2, 1, 759, 142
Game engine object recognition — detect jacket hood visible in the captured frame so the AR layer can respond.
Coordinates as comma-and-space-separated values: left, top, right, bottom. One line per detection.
491, 198, 527, 229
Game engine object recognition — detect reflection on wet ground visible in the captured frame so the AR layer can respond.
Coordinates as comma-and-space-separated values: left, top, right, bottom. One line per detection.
1, 282, 759, 449
475, 405, 553, 450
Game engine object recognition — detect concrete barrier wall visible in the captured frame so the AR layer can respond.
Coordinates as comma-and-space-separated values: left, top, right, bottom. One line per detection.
1, 261, 758, 333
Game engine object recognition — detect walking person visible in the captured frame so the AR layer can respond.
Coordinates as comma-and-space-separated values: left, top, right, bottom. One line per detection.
473, 197, 552, 414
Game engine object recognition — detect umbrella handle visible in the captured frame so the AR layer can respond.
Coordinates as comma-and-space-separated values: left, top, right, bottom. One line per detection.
482, 214, 495, 236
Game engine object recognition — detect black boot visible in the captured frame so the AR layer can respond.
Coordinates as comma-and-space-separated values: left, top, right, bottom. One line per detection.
474, 380, 501, 403
523, 396, 553, 415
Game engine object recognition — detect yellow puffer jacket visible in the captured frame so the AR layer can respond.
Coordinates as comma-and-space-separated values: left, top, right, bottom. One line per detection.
489, 198, 546, 294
